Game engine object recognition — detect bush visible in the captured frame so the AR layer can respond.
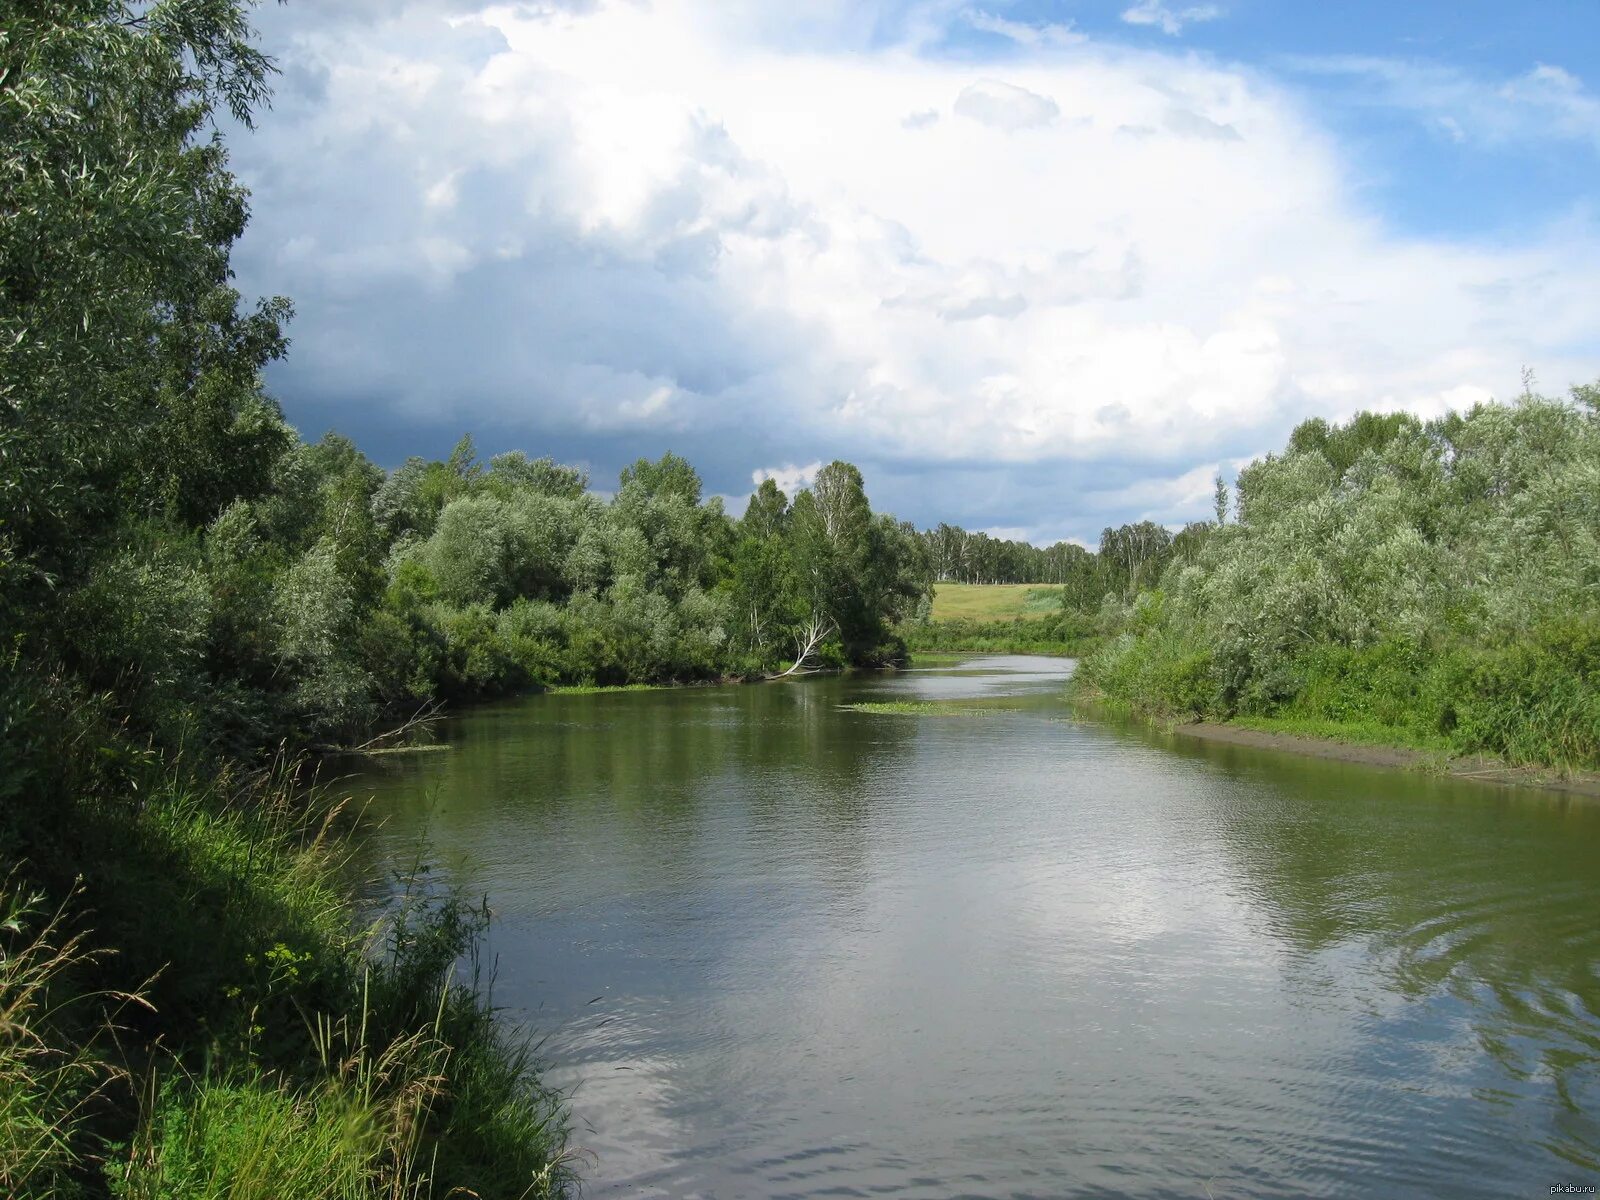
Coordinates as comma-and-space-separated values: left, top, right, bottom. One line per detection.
425, 604, 527, 700
1075, 623, 1216, 719
1444, 619, 1600, 767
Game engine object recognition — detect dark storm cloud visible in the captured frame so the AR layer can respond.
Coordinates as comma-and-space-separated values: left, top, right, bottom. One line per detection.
222, 1, 1595, 544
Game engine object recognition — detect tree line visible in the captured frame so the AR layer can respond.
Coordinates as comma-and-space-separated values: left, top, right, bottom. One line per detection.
918, 525, 1089, 585
211, 432, 930, 749
1077, 394, 1600, 769
915, 516, 1213, 604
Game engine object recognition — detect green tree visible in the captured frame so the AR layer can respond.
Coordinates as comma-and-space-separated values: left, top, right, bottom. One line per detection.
725, 481, 795, 660
1, 0, 290, 603
786, 462, 929, 668
743, 479, 789, 541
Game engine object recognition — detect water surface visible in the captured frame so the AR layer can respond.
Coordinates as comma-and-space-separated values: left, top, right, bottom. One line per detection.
353, 656, 1600, 1198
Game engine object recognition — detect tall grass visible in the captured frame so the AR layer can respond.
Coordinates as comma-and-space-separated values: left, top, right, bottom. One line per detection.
112, 1076, 384, 1200
0, 880, 133, 1198
0, 720, 574, 1199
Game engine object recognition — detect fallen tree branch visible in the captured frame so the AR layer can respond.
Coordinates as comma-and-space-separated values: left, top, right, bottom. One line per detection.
350, 700, 445, 752
770, 614, 836, 679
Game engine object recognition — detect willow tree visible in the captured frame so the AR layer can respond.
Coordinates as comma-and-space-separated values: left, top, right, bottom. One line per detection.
1, 0, 291, 623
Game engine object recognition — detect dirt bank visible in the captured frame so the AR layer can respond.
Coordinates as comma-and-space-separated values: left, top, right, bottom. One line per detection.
1171, 721, 1600, 799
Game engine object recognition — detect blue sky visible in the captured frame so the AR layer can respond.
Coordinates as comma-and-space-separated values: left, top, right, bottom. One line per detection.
230, 1, 1600, 544
1015, 2, 1599, 226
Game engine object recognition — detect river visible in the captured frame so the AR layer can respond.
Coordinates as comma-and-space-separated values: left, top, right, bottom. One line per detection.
351, 655, 1600, 1198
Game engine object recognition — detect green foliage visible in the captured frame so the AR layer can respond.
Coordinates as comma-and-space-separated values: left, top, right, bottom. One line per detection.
341, 450, 926, 697
1077, 392, 1600, 771
1076, 620, 1216, 718
0, 0, 291, 599
1442, 619, 1600, 768
782, 463, 930, 667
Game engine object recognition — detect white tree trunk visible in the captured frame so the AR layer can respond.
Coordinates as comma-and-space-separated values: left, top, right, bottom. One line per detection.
770, 613, 836, 678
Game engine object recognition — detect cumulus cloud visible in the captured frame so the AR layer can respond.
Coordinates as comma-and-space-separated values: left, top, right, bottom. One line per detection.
1120, 1, 1223, 37
952, 79, 1061, 130
229, 0, 1600, 543
938, 292, 1028, 321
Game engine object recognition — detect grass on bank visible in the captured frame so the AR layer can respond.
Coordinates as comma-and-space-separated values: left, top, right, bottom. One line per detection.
1077, 687, 1451, 755
1225, 714, 1452, 754
909, 586, 1097, 656
0, 880, 122, 1199
929, 583, 1063, 622
0, 743, 573, 1200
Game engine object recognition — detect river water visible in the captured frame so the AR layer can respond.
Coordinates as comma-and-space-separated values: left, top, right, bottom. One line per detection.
351, 655, 1600, 1198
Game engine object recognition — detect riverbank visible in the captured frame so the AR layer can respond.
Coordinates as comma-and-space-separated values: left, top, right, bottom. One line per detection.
0, 730, 575, 1197
1084, 703, 1600, 799
1173, 721, 1600, 797
900, 618, 1095, 658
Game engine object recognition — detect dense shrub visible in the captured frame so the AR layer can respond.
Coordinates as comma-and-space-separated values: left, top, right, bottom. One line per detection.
1444, 620, 1600, 767
1075, 395, 1600, 771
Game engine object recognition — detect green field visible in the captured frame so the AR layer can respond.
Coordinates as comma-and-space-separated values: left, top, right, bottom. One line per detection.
929, 583, 1063, 621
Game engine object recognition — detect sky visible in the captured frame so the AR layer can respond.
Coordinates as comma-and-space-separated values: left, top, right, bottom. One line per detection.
229, 0, 1600, 545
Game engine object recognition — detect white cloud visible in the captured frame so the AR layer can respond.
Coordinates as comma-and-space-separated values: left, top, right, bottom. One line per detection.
1120, 1, 1223, 37
952, 79, 1060, 131
231, 0, 1600, 541
977, 525, 1034, 542
752, 461, 824, 495
1086, 455, 1261, 525
1163, 105, 1241, 140
964, 10, 1083, 49
1505, 64, 1600, 144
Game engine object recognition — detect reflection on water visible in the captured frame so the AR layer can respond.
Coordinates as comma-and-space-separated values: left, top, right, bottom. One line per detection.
352, 656, 1600, 1198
